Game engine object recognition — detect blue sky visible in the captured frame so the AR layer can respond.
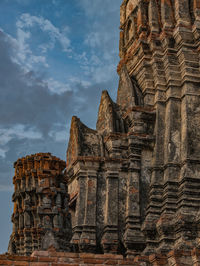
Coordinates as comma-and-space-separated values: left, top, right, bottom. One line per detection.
0, 0, 121, 253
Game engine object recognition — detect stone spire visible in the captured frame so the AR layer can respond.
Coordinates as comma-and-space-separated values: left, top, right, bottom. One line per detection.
119, 0, 200, 255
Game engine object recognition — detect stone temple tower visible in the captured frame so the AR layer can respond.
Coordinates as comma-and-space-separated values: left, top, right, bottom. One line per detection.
118, 0, 200, 255
66, 0, 200, 257
8, 153, 71, 256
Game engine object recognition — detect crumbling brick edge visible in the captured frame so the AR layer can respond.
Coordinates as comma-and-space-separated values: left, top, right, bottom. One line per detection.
1, 247, 200, 265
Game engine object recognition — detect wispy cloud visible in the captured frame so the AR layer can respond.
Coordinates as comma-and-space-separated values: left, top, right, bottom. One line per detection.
0, 125, 42, 144
17, 13, 71, 51
0, 148, 8, 158
0, 125, 42, 158
14, 13, 71, 71
45, 78, 72, 94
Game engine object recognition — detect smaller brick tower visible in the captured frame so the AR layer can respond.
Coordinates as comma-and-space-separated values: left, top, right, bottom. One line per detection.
8, 153, 71, 256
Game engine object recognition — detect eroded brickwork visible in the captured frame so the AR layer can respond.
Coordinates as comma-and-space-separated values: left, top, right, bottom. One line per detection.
8, 153, 71, 256
118, 0, 200, 255
2, 248, 200, 265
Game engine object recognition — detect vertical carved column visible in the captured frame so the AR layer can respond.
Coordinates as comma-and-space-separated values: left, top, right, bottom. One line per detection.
32, 228, 38, 252
154, 28, 181, 253
71, 167, 87, 251
161, 0, 174, 30
174, 0, 191, 27
193, 0, 200, 39
173, 1, 200, 249
24, 229, 32, 256
142, 102, 165, 255
173, 90, 200, 251
123, 136, 145, 257
148, 0, 160, 34
137, 0, 148, 38
19, 211, 24, 255
145, 14, 167, 254
101, 163, 119, 254
80, 163, 98, 252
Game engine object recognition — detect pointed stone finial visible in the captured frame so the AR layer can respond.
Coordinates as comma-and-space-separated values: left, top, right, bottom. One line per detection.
96, 90, 115, 134
117, 65, 143, 110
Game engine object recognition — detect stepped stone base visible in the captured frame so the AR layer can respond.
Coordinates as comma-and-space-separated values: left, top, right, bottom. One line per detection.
1, 247, 200, 265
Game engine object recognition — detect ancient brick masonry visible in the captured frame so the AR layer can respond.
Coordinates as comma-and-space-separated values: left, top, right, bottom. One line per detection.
66, 100, 155, 256
6, 0, 200, 264
118, 0, 200, 256
8, 153, 71, 256
2, 247, 200, 265
66, 0, 200, 257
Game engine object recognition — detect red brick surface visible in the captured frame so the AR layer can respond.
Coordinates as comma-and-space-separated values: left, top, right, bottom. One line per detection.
0, 251, 138, 266
0, 249, 199, 265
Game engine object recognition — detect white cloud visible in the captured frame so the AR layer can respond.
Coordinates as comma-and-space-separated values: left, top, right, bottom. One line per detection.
0, 148, 9, 158
0, 125, 42, 147
14, 13, 71, 71
69, 76, 91, 88
46, 78, 71, 94
0, 125, 42, 159
44, 74, 92, 96
84, 32, 101, 48
18, 13, 71, 52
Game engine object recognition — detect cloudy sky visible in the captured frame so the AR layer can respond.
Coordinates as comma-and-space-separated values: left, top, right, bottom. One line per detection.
0, 0, 121, 253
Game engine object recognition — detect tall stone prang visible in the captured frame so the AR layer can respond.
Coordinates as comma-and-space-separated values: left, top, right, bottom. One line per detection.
118, 0, 200, 255
66, 0, 200, 257
8, 153, 71, 256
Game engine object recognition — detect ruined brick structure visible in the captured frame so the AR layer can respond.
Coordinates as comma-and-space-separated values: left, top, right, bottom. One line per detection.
8, 153, 71, 256
6, 0, 200, 265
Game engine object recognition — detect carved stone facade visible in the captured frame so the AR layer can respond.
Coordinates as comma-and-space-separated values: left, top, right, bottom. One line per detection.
8, 153, 71, 256
66, 88, 155, 256
7, 0, 200, 261
118, 0, 200, 256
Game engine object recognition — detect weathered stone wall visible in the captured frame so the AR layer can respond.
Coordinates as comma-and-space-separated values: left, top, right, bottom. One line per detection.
66, 96, 155, 256
118, 0, 200, 255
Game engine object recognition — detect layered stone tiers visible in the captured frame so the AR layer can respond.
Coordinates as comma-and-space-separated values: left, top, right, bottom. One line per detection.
8, 153, 71, 256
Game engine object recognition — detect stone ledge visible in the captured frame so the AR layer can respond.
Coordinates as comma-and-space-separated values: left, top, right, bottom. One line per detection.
2, 248, 200, 265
